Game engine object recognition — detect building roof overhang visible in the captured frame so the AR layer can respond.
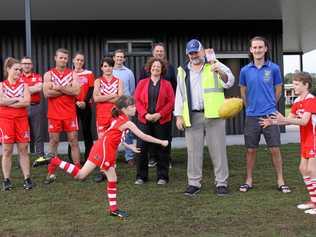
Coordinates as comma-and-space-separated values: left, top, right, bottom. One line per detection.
1, 0, 316, 53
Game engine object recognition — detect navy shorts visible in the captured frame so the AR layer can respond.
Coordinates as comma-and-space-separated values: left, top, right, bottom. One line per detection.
244, 116, 281, 148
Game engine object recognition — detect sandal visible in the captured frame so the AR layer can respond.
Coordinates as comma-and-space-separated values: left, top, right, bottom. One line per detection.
278, 185, 291, 193
239, 183, 253, 192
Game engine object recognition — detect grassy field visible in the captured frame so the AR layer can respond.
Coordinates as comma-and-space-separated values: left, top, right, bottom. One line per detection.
1, 144, 316, 237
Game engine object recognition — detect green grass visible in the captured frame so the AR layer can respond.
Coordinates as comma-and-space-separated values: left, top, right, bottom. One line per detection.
1, 144, 316, 237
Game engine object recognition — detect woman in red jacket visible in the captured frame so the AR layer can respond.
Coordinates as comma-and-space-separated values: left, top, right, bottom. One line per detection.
134, 57, 175, 185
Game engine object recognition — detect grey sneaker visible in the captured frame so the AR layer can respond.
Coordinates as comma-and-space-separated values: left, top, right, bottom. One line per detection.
184, 185, 200, 196
2, 178, 12, 191
44, 174, 56, 185
135, 179, 145, 185
216, 186, 229, 196
157, 179, 167, 185
23, 178, 33, 190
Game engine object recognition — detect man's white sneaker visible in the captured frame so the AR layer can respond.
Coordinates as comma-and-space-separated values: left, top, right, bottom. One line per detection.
304, 208, 316, 215
297, 202, 315, 210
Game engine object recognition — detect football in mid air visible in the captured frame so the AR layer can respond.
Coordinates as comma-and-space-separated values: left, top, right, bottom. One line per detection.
218, 98, 243, 119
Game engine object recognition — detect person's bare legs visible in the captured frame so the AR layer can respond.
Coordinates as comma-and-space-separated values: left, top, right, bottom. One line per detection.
48, 132, 60, 155
67, 131, 81, 165
17, 143, 31, 179
1, 144, 14, 179
269, 147, 285, 187
245, 148, 257, 186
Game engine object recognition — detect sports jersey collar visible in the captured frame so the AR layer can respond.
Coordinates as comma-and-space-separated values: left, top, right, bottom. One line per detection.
249, 60, 270, 68
21, 72, 34, 78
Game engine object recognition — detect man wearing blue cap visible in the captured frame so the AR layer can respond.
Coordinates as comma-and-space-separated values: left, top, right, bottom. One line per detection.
174, 39, 234, 196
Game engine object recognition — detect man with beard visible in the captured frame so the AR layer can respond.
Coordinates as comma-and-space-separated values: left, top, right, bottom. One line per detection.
174, 39, 234, 196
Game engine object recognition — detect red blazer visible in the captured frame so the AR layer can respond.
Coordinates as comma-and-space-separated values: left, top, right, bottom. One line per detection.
134, 77, 175, 124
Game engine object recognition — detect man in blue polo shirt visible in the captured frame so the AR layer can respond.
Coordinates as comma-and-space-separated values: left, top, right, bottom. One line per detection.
239, 36, 291, 193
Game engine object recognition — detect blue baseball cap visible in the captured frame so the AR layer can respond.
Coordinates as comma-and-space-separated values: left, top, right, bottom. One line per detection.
186, 39, 203, 54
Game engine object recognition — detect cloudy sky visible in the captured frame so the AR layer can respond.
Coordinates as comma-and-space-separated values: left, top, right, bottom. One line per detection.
283, 49, 316, 75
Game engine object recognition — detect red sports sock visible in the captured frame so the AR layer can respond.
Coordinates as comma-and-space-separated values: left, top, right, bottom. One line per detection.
74, 162, 81, 169
310, 178, 316, 204
303, 176, 313, 201
48, 157, 62, 175
58, 160, 80, 177
107, 181, 118, 212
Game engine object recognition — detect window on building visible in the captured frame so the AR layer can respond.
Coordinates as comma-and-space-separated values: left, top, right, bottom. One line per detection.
107, 41, 128, 54
106, 40, 153, 55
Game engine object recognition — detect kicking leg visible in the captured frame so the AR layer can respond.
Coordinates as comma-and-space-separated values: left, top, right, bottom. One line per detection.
45, 157, 96, 184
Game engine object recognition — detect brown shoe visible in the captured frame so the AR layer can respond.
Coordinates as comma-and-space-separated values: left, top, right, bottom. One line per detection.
127, 159, 135, 167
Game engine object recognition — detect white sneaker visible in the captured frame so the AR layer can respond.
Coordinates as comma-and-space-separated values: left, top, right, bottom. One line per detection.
304, 208, 316, 215
134, 179, 144, 185
297, 202, 315, 210
157, 179, 167, 185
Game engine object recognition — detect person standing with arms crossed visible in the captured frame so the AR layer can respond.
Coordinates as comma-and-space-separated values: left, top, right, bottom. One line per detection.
239, 36, 291, 193
0, 57, 33, 190
93, 57, 123, 182
20, 56, 45, 160
34, 48, 81, 184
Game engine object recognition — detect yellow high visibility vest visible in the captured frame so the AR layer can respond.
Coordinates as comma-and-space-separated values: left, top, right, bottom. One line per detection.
177, 63, 225, 127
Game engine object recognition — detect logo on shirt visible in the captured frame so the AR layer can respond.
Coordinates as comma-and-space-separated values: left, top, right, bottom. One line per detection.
79, 76, 88, 85
308, 149, 316, 156
71, 120, 77, 128
263, 70, 272, 82
24, 131, 30, 139
32, 77, 37, 82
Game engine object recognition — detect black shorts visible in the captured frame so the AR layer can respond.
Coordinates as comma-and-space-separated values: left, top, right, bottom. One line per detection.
244, 116, 281, 148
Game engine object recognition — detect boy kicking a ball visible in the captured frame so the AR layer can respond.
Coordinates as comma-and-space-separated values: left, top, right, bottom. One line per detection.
33, 96, 168, 219
260, 72, 316, 215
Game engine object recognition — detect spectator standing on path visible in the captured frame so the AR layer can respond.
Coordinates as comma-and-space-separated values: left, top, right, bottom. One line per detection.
40, 48, 81, 184
239, 36, 291, 193
20, 56, 45, 160
174, 39, 234, 196
112, 49, 136, 167
139, 42, 176, 168
0, 57, 33, 190
67, 52, 94, 163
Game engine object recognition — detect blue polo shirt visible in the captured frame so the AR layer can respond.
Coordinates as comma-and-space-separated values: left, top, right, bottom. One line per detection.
239, 60, 282, 116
